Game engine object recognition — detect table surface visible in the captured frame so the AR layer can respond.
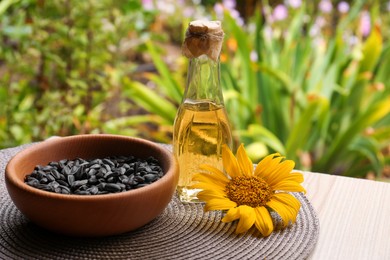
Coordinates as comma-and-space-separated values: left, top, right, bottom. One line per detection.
2, 143, 390, 259
303, 171, 390, 260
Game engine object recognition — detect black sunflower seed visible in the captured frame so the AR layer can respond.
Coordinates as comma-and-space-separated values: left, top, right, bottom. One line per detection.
24, 155, 164, 195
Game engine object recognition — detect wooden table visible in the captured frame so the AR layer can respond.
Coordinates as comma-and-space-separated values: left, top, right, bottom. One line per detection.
303, 171, 390, 259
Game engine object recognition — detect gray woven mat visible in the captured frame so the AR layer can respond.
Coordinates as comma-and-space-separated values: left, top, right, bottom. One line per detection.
0, 144, 319, 260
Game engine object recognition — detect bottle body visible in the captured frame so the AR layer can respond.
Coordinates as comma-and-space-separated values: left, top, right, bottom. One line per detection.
173, 100, 232, 202
174, 20, 231, 203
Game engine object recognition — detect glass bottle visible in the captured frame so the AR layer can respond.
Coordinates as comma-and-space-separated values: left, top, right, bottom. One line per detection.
173, 21, 233, 203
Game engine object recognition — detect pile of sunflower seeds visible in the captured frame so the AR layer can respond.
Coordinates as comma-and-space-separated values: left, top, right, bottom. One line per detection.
24, 156, 164, 195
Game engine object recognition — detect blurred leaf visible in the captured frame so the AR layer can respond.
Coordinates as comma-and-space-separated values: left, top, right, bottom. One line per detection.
286, 97, 328, 159
374, 46, 390, 86
10, 125, 24, 141
245, 142, 268, 162
359, 25, 383, 73
236, 124, 286, 155
255, 63, 294, 95
73, 105, 85, 117
0, 87, 8, 105
66, 79, 88, 90
18, 95, 34, 111
223, 10, 256, 105
316, 97, 390, 172
371, 125, 390, 143
145, 41, 182, 104
3, 25, 32, 37
349, 136, 384, 174
103, 114, 161, 135
0, 0, 19, 16
122, 78, 177, 124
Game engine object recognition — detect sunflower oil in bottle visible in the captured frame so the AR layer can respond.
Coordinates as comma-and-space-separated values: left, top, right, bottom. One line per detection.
173, 21, 232, 203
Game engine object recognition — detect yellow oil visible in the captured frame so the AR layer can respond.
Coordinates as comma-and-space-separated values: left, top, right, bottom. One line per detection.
173, 100, 232, 203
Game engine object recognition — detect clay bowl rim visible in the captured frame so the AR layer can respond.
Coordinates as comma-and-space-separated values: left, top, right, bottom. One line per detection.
5, 134, 177, 202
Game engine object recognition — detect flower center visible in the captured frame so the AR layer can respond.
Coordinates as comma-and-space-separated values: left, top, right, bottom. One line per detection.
225, 176, 272, 207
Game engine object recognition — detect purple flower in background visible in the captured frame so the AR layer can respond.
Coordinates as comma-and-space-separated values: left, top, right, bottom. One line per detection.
359, 11, 371, 37
348, 35, 358, 46
142, 0, 154, 11
250, 50, 258, 62
337, 1, 349, 13
157, 1, 175, 14
214, 2, 224, 17
223, 0, 236, 10
230, 9, 244, 26
216, 0, 244, 26
177, 0, 185, 6
309, 25, 320, 37
183, 7, 195, 17
315, 16, 326, 28
319, 0, 332, 14
287, 0, 302, 9
309, 16, 326, 37
273, 4, 288, 21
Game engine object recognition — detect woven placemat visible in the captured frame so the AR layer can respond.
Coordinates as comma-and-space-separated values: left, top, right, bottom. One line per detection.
0, 144, 319, 260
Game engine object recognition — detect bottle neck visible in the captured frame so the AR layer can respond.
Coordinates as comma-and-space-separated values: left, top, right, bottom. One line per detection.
183, 55, 224, 105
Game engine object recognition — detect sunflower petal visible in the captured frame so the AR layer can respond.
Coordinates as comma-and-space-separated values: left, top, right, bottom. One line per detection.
254, 207, 274, 236
222, 144, 240, 178
267, 193, 301, 227
266, 160, 296, 186
192, 172, 229, 186
198, 165, 230, 182
190, 182, 225, 192
222, 207, 240, 222
254, 154, 283, 180
236, 144, 254, 177
235, 205, 256, 234
271, 180, 306, 193
204, 198, 237, 212
197, 189, 227, 201
285, 172, 305, 183
197, 188, 226, 197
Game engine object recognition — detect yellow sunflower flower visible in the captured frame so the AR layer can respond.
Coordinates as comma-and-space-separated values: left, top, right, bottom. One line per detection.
191, 144, 306, 236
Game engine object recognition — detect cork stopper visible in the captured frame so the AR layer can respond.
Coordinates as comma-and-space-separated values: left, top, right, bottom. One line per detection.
182, 20, 224, 61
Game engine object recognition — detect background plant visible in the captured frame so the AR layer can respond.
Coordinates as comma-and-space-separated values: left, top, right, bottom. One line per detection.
122, 0, 390, 178
219, 0, 390, 178
0, 0, 159, 146
1, 0, 389, 179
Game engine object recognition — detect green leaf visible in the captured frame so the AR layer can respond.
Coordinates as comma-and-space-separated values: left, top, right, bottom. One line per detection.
18, 95, 34, 111
371, 125, 390, 143
10, 125, 24, 141
223, 10, 257, 106
255, 63, 294, 95
236, 124, 286, 155
349, 136, 384, 175
373, 46, 390, 86
359, 25, 383, 73
103, 114, 161, 134
315, 96, 390, 172
245, 142, 269, 162
122, 78, 177, 124
0, 0, 19, 16
73, 105, 85, 117
286, 97, 328, 159
145, 41, 183, 103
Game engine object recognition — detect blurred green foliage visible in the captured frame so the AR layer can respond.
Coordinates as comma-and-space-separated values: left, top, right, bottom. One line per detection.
0, 0, 160, 146
1, 0, 389, 178
220, 1, 390, 177
118, 0, 390, 178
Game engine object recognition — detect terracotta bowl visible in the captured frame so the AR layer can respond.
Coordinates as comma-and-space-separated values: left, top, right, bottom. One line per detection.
5, 134, 179, 237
